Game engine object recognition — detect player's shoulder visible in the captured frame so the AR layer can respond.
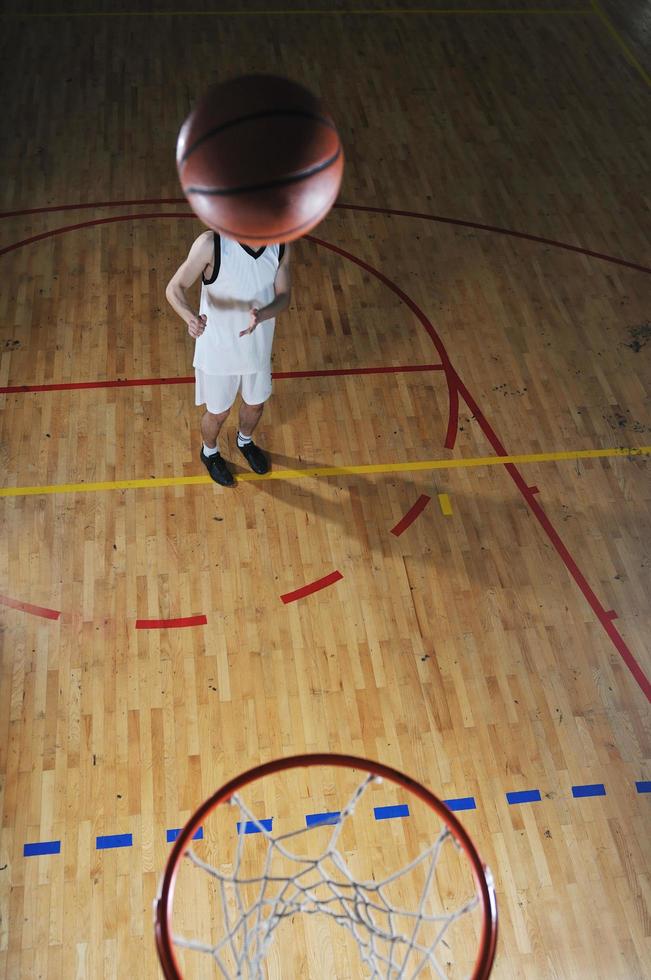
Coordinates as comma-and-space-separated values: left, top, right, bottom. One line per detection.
193, 229, 215, 254
184, 230, 215, 267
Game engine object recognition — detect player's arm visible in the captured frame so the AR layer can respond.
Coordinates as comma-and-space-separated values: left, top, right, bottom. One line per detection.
165, 231, 214, 338
242, 245, 292, 335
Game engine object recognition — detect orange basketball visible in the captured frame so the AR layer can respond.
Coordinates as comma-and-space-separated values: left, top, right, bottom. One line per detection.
176, 75, 344, 245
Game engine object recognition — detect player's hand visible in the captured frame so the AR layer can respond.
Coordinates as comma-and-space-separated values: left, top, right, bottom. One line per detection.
187, 313, 207, 338
240, 308, 260, 337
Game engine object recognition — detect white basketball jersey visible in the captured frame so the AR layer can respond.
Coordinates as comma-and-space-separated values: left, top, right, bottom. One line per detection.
193, 235, 283, 375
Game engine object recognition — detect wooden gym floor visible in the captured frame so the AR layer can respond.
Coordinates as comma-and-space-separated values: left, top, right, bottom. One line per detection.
0, 1, 649, 977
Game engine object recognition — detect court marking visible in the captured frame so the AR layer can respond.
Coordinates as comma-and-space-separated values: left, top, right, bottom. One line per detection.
375, 804, 410, 820
572, 784, 606, 798
306, 811, 341, 827
237, 819, 273, 835
444, 797, 477, 811
335, 205, 651, 274
96, 833, 133, 850
135, 614, 207, 629
2, 201, 648, 276
590, 0, 650, 87
1, 212, 649, 702
390, 494, 431, 536
2, 446, 647, 499
167, 827, 204, 843
21, 778, 648, 856
280, 570, 344, 604
0, 593, 61, 620
506, 789, 542, 805
0, 363, 444, 396
23, 841, 61, 857
438, 493, 453, 516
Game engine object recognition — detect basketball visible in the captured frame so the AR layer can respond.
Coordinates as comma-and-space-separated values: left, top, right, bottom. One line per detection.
176, 74, 344, 245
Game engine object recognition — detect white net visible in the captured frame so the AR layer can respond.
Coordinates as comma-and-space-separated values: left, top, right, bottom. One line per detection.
168, 773, 485, 979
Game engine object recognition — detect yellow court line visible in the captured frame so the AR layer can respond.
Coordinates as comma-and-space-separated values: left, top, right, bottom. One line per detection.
438, 492, 454, 515
1, 446, 648, 499
591, 0, 651, 87
0, 8, 595, 18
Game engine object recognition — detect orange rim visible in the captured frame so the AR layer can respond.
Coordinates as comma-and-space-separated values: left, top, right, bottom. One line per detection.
154, 753, 498, 979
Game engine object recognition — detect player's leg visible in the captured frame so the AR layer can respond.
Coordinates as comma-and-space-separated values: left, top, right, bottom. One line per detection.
196, 370, 239, 487
200, 408, 230, 450
237, 371, 272, 474
238, 400, 265, 439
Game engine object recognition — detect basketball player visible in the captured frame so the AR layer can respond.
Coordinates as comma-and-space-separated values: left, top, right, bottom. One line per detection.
166, 232, 291, 486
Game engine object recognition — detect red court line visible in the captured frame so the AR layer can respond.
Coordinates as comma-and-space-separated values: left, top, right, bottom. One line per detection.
135, 614, 207, 629
455, 394, 651, 701
1, 376, 193, 394
0, 212, 196, 258
390, 495, 431, 536
0, 593, 61, 620
0, 364, 443, 396
281, 571, 343, 604
335, 204, 651, 275
0, 198, 186, 217
274, 364, 443, 380
1, 198, 648, 274
308, 235, 460, 451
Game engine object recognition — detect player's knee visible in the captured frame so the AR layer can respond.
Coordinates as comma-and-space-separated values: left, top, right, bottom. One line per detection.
206, 408, 230, 423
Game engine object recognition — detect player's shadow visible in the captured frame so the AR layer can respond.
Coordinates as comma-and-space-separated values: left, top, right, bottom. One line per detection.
229, 448, 351, 528
228, 447, 442, 572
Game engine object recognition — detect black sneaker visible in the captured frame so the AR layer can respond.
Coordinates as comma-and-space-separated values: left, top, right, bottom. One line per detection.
238, 439, 269, 474
200, 448, 235, 487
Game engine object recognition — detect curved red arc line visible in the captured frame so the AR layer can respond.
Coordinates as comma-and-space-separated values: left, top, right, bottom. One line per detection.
281, 571, 343, 604
445, 379, 460, 451
1, 197, 647, 274
0, 197, 188, 216
390, 495, 431, 537
307, 235, 460, 451
0, 593, 61, 620
135, 614, 207, 629
335, 204, 651, 275
0, 212, 195, 257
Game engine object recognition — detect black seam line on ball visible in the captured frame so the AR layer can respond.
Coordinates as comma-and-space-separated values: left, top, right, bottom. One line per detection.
208, 195, 337, 242
185, 148, 341, 198
179, 108, 337, 166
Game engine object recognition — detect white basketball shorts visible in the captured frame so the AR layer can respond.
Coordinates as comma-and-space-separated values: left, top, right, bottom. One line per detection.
195, 368, 273, 414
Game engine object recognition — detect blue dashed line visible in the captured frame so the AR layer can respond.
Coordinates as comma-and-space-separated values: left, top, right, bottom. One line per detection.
506, 789, 541, 805
166, 827, 204, 843
96, 833, 133, 850
572, 784, 606, 798
237, 819, 273, 835
374, 804, 409, 820
305, 811, 341, 827
444, 797, 476, 812
20, 780, 648, 857
24, 840, 61, 857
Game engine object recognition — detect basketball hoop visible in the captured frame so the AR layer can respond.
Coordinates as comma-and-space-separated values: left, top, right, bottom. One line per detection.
155, 754, 498, 978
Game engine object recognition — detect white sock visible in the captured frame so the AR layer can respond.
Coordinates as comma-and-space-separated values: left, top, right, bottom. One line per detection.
203, 442, 219, 457
237, 431, 252, 447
